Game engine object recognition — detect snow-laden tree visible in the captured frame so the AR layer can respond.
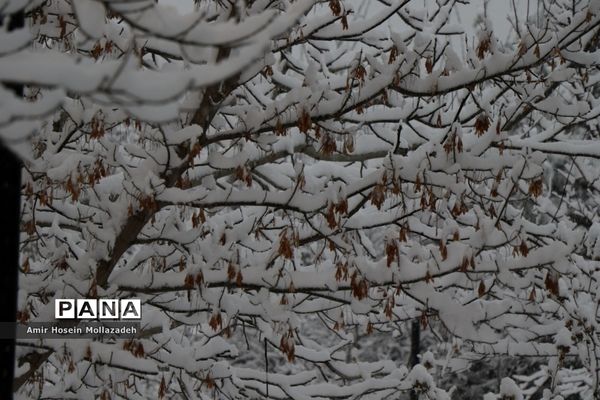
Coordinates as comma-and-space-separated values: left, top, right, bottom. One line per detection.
7, 0, 600, 398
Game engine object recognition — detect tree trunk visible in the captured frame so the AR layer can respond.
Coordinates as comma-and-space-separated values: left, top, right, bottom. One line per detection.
409, 320, 421, 400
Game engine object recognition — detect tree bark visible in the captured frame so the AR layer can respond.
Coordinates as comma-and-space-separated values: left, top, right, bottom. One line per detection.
409, 320, 420, 400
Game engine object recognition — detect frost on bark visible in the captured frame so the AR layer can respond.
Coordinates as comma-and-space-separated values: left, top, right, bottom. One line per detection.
5, 0, 600, 399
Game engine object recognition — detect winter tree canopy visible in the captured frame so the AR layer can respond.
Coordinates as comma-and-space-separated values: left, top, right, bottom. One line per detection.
6, 0, 600, 398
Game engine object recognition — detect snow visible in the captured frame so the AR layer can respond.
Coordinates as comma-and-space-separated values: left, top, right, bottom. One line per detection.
73, 0, 106, 39
499, 377, 523, 400
11, 0, 600, 399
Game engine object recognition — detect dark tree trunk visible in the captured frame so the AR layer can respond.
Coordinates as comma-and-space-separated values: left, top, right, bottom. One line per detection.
409, 320, 420, 400
0, 9, 24, 400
